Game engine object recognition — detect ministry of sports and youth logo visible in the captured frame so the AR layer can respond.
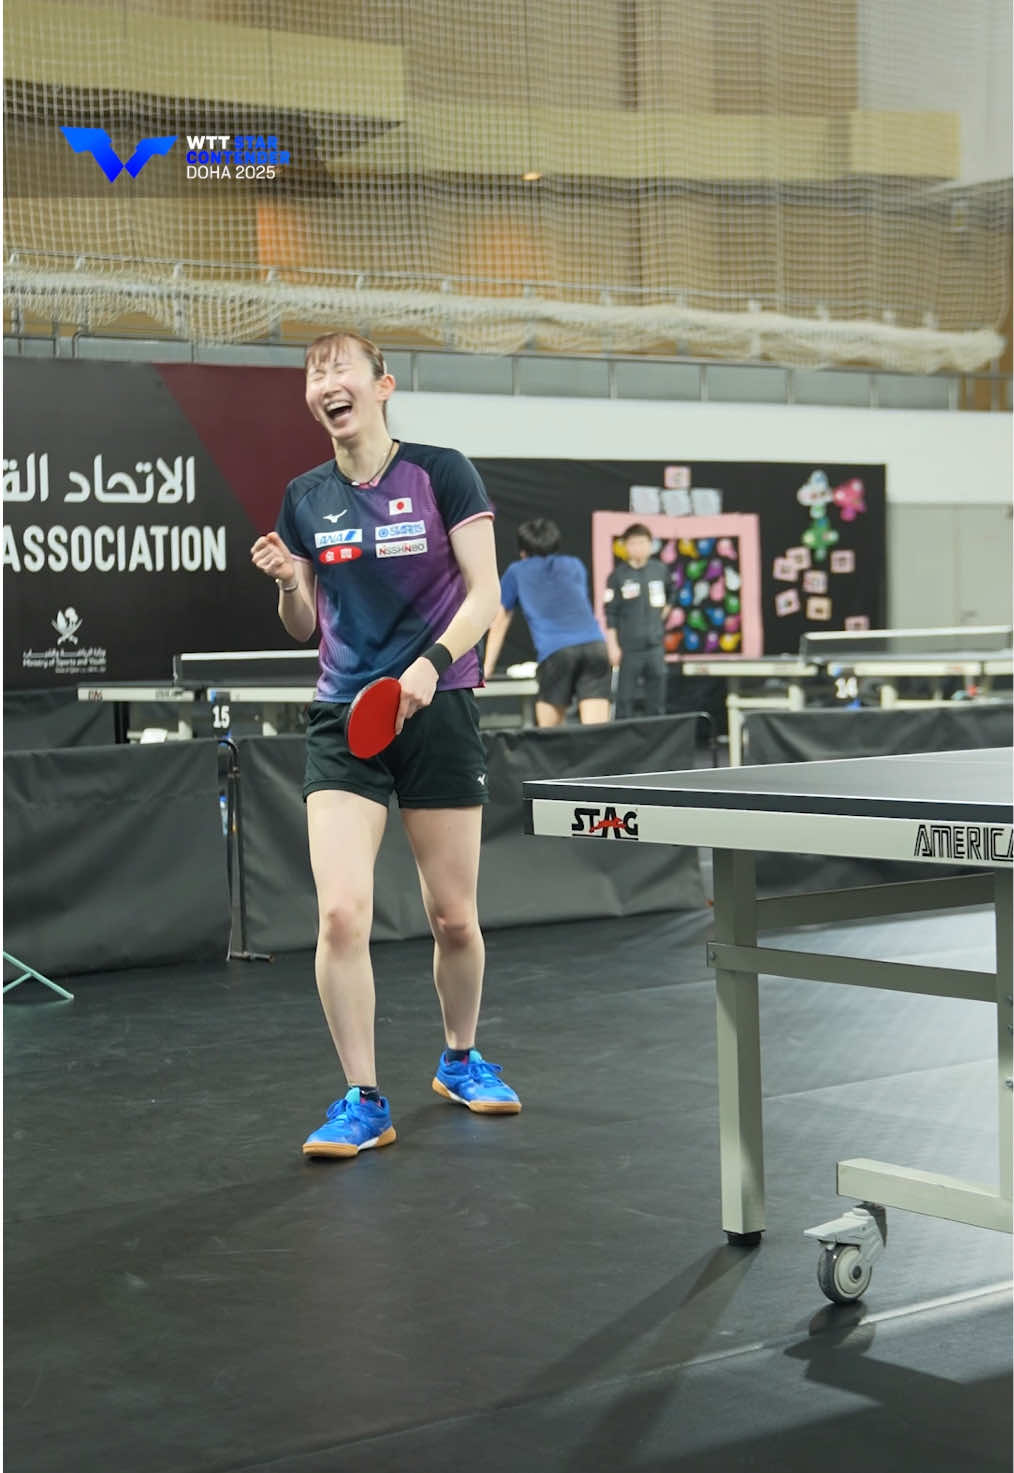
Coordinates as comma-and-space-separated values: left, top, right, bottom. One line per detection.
53, 607, 82, 644
22, 606, 107, 676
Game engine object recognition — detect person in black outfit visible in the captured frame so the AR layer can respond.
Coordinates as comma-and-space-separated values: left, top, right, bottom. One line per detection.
604, 523, 672, 719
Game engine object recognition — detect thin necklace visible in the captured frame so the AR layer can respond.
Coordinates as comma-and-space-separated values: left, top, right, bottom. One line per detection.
348, 439, 397, 487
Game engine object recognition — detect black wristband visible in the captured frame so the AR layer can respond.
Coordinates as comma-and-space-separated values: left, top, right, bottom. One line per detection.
422, 642, 453, 676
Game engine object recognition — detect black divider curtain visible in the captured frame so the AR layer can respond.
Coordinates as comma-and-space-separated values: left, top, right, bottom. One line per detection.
237, 714, 706, 956
742, 705, 1013, 894
3, 688, 116, 750
4, 740, 231, 978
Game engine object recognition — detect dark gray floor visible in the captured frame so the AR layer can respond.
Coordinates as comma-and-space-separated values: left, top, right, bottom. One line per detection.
5, 905, 1011, 1473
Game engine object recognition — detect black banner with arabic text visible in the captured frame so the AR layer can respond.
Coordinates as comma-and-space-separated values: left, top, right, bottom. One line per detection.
3, 358, 325, 689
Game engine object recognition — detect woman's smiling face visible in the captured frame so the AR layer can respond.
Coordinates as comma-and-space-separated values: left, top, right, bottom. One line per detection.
305, 337, 393, 443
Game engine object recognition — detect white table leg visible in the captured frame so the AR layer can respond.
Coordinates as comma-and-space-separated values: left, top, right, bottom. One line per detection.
713, 847, 765, 1242
996, 872, 1013, 1207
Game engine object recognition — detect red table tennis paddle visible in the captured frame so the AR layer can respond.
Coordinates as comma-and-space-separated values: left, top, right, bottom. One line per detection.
345, 677, 402, 758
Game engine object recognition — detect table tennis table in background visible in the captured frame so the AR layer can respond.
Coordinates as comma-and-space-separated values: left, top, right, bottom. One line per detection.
78, 649, 539, 740
680, 625, 1013, 765
524, 747, 1013, 1303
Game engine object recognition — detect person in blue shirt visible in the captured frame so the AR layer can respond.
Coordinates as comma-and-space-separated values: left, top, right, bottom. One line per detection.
482, 518, 611, 726
250, 330, 521, 1161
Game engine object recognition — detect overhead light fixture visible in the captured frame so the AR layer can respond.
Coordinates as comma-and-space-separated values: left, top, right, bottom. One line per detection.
521, 170, 542, 181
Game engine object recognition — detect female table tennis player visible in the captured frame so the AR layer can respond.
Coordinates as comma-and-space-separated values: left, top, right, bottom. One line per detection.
250, 330, 521, 1158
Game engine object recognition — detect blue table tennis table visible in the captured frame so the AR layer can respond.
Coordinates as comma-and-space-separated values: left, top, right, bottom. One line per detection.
524, 747, 1013, 1302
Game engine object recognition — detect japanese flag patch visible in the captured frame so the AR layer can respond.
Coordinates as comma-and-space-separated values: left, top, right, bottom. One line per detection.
388, 496, 412, 516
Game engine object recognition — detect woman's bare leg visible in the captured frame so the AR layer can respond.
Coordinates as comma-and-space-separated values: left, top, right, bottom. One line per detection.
306, 789, 387, 1086
400, 806, 484, 1048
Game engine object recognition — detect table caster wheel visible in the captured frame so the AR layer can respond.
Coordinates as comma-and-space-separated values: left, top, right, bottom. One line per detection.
817, 1243, 872, 1303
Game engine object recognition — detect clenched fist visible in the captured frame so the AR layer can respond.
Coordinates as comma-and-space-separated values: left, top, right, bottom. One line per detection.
251, 531, 295, 585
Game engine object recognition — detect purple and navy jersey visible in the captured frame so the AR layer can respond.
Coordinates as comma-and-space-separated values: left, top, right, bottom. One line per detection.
275, 442, 492, 701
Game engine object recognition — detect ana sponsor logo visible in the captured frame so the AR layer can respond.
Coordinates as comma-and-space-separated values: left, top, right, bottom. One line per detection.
913, 823, 1012, 864
320, 545, 363, 565
376, 537, 427, 559
571, 805, 639, 840
376, 520, 425, 542
315, 527, 362, 548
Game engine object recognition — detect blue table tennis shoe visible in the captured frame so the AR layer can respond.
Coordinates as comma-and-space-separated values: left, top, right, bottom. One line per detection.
302, 1088, 397, 1158
432, 1049, 522, 1114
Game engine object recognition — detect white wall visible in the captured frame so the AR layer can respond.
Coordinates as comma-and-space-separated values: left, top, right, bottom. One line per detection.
858, 0, 1012, 186
391, 394, 1013, 506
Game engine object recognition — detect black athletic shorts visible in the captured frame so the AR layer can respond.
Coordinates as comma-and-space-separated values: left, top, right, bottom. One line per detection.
537, 640, 612, 709
303, 688, 488, 809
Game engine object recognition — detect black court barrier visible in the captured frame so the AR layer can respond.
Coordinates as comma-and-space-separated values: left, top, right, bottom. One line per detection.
235, 713, 708, 956
3, 740, 232, 979
3, 687, 116, 751
741, 703, 1013, 895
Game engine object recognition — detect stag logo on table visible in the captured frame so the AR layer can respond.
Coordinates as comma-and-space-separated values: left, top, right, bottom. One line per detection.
570, 805, 640, 840
22, 605, 107, 677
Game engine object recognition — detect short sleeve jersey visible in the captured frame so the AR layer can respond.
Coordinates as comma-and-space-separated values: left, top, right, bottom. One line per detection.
275, 442, 492, 701
499, 554, 606, 664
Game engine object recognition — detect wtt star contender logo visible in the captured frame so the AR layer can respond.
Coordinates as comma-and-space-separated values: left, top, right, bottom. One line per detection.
60, 127, 177, 181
